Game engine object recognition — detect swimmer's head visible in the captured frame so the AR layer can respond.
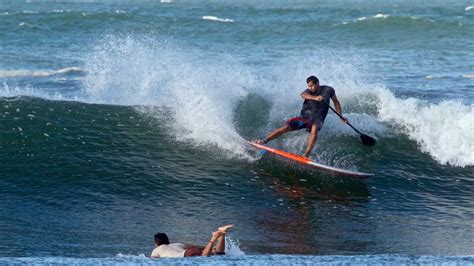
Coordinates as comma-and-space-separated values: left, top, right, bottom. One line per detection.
154, 233, 170, 246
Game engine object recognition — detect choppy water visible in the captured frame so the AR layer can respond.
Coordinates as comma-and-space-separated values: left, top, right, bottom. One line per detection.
1, 1, 473, 264
1, 255, 474, 265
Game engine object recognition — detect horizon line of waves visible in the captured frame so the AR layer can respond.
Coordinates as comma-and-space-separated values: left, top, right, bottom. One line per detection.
424, 74, 474, 80
333, 14, 464, 29
0, 9, 129, 15
0, 67, 84, 78
1, 10, 135, 21
1, 10, 38, 15
0, 83, 72, 102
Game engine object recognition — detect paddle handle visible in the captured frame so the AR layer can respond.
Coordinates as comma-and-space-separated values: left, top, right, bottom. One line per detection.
324, 101, 362, 135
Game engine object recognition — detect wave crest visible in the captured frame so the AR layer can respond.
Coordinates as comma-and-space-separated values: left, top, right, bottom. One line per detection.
377, 89, 473, 167
83, 35, 254, 158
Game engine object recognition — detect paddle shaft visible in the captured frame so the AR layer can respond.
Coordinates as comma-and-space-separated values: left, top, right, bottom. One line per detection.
324, 101, 362, 135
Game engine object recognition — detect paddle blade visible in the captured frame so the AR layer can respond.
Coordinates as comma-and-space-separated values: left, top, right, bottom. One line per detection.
360, 134, 376, 146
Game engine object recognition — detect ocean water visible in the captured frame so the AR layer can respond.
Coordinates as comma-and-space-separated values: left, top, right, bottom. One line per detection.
0, 0, 473, 264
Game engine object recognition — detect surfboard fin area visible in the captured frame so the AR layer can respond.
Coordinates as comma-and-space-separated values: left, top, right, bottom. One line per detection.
247, 141, 373, 179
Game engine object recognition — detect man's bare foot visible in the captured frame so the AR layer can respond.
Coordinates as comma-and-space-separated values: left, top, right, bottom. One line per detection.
302, 153, 309, 158
254, 139, 267, 145
218, 224, 234, 233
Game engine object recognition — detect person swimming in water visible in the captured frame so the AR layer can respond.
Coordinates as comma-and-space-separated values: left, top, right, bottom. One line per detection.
151, 224, 234, 258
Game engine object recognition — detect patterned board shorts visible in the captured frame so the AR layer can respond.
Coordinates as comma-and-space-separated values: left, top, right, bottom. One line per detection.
184, 247, 202, 257
287, 117, 323, 131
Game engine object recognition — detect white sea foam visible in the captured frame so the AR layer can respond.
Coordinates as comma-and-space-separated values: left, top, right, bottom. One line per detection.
336, 13, 390, 25
408, 16, 435, 23
343, 14, 432, 25
3, 36, 472, 167
0, 67, 83, 77
19, 22, 34, 27
0, 11, 36, 16
225, 236, 245, 256
376, 89, 474, 167
83, 36, 253, 158
357, 14, 389, 21
427, 74, 474, 79
373, 14, 389, 19
425, 74, 449, 79
202, 16, 234, 23
465, 6, 474, 11
1, 10, 73, 16
264, 53, 473, 167
160, 0, 173, 2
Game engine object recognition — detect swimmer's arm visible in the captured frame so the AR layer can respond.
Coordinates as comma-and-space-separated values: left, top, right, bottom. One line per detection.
150, 246, 162, 258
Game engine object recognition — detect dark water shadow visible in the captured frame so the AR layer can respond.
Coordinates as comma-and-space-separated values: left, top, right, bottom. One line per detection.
253, 154, 372, 202
244, 154, 376, 255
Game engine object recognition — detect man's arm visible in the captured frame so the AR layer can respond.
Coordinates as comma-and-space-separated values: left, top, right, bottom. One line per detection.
150, 248, 160, 258
300, 91, 323, 101
331, 94, 348, 123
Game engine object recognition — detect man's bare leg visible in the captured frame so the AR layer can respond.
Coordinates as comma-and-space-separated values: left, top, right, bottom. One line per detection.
214, 224, 233, 253
257, 124, 292, 144
302, 124, 318, 158
214, 234, 225, 254
201, 231, 224, 256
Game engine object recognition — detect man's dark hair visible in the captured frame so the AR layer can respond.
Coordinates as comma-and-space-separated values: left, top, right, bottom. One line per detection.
306, 76, 319, 84
154, 233, 170, 246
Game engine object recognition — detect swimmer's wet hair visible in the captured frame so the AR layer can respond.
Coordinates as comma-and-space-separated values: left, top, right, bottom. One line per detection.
154, 233, 170, 246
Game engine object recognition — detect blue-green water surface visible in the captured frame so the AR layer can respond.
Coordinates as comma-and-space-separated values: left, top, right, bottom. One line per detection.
1, 1, 473, 264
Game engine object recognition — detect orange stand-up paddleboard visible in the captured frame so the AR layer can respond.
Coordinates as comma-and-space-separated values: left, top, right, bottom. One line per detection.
248, 141, 373, 179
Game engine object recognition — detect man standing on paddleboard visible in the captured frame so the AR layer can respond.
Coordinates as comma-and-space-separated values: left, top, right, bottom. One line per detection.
256, 76, 348, 157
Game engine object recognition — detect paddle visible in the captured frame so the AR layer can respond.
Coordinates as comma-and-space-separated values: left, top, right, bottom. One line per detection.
324, 100, 376, 146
